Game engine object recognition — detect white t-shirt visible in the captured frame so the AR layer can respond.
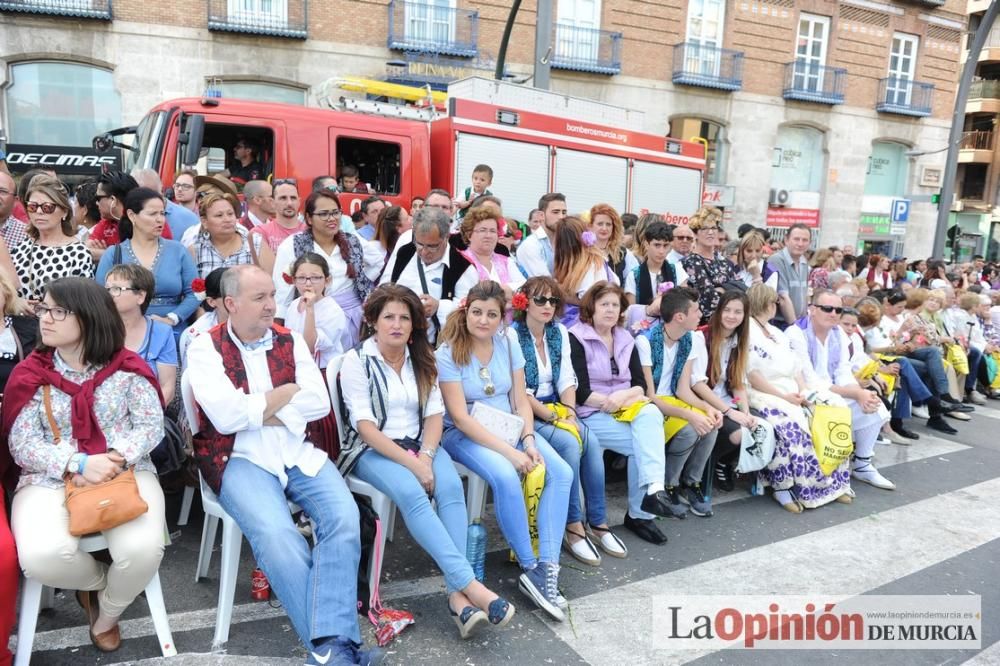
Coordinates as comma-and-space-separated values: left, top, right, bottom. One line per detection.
283, 296, 349, 368
690, 330, 737, 402
634, 331, 704, 396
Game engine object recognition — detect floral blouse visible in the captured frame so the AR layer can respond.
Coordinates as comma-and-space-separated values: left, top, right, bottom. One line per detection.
8, 353, 164, 492
681, 251, 738, 325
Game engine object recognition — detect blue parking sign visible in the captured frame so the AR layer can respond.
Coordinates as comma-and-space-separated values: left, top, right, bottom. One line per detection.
891, 199, 910, 223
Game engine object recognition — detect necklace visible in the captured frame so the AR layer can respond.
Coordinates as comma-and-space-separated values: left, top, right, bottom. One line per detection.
664, 327, 684, 343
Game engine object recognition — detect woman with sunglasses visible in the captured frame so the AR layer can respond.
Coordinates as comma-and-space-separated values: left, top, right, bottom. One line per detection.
512, 277, 626, 565
681, 206, 737, 325
95, 188, 199, 338
436, 281, 572, 622
341, 284, 515, 638
745, 284, 853, 512
274, 191, 375, 348
12, 177, 94, 303
190, 192, 275, 279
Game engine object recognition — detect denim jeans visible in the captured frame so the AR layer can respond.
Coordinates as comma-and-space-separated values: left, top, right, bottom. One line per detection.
906, 346, 949, 396
535, 420, 607, 526
891, 357, 933, 419
218, 458, 361, 648
967, 346, 984, 391
352, 446, 473, 593
441, 428, 571, 568
581, 405, 665, 521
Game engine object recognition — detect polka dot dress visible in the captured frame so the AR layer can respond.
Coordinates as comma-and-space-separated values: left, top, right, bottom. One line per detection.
13, 240, 95, 300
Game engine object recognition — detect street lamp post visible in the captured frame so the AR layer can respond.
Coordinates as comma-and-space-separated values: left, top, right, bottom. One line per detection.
933, 1, 1000, 259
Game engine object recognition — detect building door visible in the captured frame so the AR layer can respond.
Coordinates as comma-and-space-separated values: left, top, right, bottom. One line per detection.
685, 0, 726, 76
886, 33, 919, 106
556, 0, 602, 63
793, 13, 830, 92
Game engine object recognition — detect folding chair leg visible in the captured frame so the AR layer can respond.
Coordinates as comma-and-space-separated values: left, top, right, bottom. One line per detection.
196, 514, 220, 582
40, 585, 55, 611
177, 486, 195, 526
143, 572, 178, 657
212, 517, 242, 650
14, 578, 44, 666
466, 474, 488, 524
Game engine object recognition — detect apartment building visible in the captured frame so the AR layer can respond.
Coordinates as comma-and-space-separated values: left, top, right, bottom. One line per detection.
953, 0, 1000, 261
0, 0, 965, 256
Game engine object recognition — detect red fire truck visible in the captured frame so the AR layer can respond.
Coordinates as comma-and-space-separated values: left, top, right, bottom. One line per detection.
95, 77, 705, 221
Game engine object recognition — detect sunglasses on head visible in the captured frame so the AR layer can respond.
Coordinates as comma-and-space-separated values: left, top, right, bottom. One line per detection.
532, 296, 561, 307
813, 304, 844, 314
478, 366, 496, 396
273, 178, 298, 188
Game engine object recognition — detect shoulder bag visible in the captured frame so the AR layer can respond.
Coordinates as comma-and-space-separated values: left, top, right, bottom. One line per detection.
46, 385, 149, 536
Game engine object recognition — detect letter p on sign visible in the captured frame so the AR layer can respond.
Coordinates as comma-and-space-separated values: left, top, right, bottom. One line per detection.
891, 199, 910, 224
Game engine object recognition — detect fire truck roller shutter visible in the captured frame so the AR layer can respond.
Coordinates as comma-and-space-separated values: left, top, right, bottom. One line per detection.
554, 148, 628, 216
631, 160, 703, 222
454, 133, 551, 222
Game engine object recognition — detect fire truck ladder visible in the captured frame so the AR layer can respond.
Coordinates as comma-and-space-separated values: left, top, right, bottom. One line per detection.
317, 77, 441, 122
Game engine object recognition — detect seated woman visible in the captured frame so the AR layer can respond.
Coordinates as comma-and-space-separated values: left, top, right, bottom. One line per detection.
689, 291, 771, 491
283, 253, 349, 366
745, 283, 853, 512
0, 269, 37, 393
179, 267, 230, 370
511, 277, 625, 566
190, 192, 274, 279
568, 282, 672, 546
553, 216, 616, 327
104, 264, 177, 405
341, 284, 513, 638
436, 281, 571, 622
2, 277, 165, 653
458, 209, 525, 299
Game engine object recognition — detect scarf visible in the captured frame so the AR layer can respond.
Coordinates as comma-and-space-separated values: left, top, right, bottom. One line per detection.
292, 230, 373, 302
515, 321, 563, 394
633, 261, 677, 306
643, 325, 692, 394
795, 315, 841, 381
0, 348, 163, 492
461, 249, 511, 284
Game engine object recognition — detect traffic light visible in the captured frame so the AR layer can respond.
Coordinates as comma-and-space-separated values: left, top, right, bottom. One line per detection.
931, 191, 941, 206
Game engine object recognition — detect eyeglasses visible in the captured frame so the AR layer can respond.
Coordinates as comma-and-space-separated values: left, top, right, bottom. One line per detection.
34, 304, 74, 321
26, 202, 62, 214
532, 296, 561, 307
311, 209, 341, 220
415, 239, 444, 252
294, 276, 326, 284
610, 355, 620, 376
106, 286, 139, 297
813, 304, 845, 314
673, 235, 695, 242
478, 366, 496, 397
173, 182, 195, 191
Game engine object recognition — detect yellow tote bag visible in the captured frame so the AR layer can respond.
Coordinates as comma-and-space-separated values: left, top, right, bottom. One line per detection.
856, 359, 896, 394
657, 395, 708, 441
543, 403, 583, 451
809, 403, 853, 476
509, 463, 546, 562
991, 352, 1000, 390
946, 344, 970, 375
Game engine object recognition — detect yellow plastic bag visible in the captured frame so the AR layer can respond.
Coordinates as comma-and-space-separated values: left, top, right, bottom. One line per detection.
612, 399, 649, 423
509, 463, 545, 562
991, 351, 1000, 390
809, 403, 853, 476
656, 395, 708, 441
946, 344, 970, 375
543, 403, 583, 451
856, 359, 896, 394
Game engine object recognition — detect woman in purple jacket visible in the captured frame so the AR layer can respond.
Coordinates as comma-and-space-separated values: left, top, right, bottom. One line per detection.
568, 281, 672, 546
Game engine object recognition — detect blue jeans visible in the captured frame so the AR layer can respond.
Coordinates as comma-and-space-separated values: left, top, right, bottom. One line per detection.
441, 427, 571, 568
218, 458, 361, 648
581, 405, 665, 521
535, 421, 607, 526
352, 446, 473, 593
967, 347, 984, 391
891, 357, 933, 419
906, 346, 949, 397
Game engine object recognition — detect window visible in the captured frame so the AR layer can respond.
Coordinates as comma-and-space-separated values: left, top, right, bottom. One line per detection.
556, 0, 602, 63
6, 61, 122, 147
196, 124, 275, 185
226, 0, 287, 27
405, 0, 454, 45
771, 125, 824, 193
217, 81, 305, 105
335, 137, 402, 195
864, 141, 908, 197
793, 14, 830, 93
685, 0, 726, 76
669, 117, 726, 185
886, 33, 919, 107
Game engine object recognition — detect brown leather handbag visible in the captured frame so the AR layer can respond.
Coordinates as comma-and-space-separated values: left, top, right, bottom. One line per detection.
44, 385, 149, 536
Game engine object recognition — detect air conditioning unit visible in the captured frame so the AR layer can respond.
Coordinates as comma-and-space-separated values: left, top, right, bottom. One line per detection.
769, 188, 789, 206
953, 200, 965, 212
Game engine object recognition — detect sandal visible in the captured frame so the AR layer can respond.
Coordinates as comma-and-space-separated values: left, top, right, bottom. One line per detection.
587, 524, 628, 559
487, 597, 515, 628
773, 489, 803, 514
562, 527, 601, 566
448, 602, 488, 639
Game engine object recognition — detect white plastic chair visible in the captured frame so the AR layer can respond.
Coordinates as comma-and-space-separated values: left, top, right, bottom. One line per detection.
15, 533, 177, 665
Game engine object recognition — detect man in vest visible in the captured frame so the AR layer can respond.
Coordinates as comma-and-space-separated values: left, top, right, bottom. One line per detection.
187, 265, 382, 666
380, 207, 478, 343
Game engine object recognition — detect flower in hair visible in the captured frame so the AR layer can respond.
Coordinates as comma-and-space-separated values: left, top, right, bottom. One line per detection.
282, 263, 295, 285
511, 228, 523, 241
511, 292, 529, 311
191, 278, 207, 302
631, 319, 653, 333
457, 297, 468, 311
658, 281, 675, 294
581, 230, 597, 247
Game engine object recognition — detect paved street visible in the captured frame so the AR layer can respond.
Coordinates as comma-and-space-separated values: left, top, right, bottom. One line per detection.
14, 403, 1000, 666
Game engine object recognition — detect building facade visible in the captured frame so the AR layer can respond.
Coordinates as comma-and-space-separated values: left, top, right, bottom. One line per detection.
0, 0, 965, 256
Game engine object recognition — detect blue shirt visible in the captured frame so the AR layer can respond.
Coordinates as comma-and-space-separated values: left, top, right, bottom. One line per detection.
136, 316, 178, 376
165, 200, 200, 240
95, 238, 200, 336
435, 330, 526, 427
356, 224, 376, 241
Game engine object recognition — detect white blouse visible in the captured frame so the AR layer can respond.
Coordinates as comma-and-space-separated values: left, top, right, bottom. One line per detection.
690, 330, 738, 402
283, 296, 349, 369
508, 325, 576, 400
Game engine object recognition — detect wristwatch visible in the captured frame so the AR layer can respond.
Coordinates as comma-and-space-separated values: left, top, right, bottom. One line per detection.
420, 448, 436, 460
68, 452, 86, 475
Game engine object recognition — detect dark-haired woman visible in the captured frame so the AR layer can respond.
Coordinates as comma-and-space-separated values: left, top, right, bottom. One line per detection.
1, 277, 165, 653
12, 177, 94, 302
179, 267, 229, 370
96, 187, 199, 337
437, 281, 572, 622
513, 277, 626, 565
368, 205, 411, 278
341, 284, 514, 639
274, 191, 376, 348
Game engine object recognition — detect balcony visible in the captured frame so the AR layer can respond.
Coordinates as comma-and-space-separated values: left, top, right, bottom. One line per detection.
387, 0, 478, 58
782, 61, 846, 105
0, 0, 110, 19
958, 129, 995, 164
967, 79, 1000, 114
875, 77, 933, 117
551, 23, 622, 75
671, 42, 744, 91
208, 0, 307, 39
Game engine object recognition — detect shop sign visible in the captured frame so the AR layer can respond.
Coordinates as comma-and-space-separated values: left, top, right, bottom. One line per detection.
703, 184, 734, 208
387, 52, 499, 86
766, 207, 820, 228
859, 214, 892, 237
5, 144, 120, 175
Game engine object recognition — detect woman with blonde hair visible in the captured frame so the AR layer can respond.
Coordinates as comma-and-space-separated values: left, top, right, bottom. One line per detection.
0, 268, 35, 393
589, 204, 628, 283
808, 248, 837, 291
553, 216, 615, 327
733, 231, 777, 289
681, 205, 736, 324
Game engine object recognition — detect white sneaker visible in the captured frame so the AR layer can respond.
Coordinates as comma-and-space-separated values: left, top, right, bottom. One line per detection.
852, 463, 896, 490
911, 404, 930, 419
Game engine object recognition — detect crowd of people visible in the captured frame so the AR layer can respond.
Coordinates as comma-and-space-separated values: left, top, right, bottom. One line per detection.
0, 162, 994, 666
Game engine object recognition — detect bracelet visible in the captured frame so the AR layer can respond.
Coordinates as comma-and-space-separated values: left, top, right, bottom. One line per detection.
722, 407, 731, 415
521, 433, 536, 448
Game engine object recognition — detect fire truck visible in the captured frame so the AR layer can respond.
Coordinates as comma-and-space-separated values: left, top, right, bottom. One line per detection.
94, 77, 705, 221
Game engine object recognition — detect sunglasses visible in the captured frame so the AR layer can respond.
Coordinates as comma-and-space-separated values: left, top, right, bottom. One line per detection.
478, 366, 496, 397
532, 296, 561, 307
273, 178, 298, 188
813, 304, 844, 314
673, 235, 695, 241
26, 202, 62, 214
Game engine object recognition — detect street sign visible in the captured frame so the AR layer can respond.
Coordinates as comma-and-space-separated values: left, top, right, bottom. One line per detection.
890, 198, 911, 223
